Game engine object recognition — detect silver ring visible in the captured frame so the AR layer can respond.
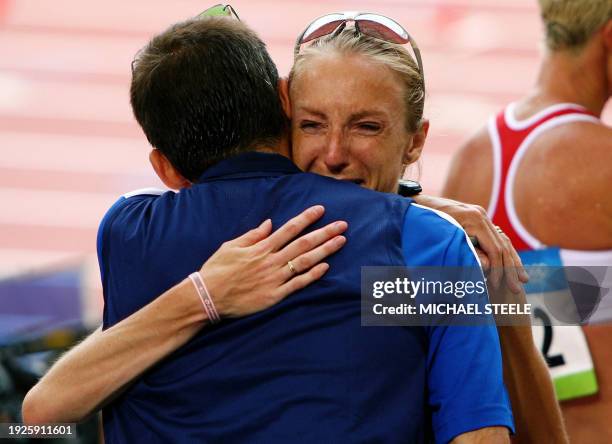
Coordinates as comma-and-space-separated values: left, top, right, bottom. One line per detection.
287, 260, 297, 274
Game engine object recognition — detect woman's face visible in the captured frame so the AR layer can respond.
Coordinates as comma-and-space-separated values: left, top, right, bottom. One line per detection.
289, 53, 426, 193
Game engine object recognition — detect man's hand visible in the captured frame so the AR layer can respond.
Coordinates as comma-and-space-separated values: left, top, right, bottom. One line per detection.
412, 195, 528, 293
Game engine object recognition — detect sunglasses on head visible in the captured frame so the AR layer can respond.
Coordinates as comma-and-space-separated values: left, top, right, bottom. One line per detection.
132, 4, 240, 73
294, 11, 424, 80
196, 4, 240, 20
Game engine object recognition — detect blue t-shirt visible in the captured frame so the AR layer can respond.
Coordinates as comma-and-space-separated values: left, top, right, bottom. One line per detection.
98, 152, 513, 443
403, 204, 513, 442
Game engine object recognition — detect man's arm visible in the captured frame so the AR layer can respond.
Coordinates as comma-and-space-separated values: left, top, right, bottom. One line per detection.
22, 206, 347, 424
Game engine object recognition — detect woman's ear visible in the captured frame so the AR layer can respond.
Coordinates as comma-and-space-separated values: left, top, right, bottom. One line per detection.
403, 119, 430, 165
149, 149, 191, 190
278, 78, 292, 119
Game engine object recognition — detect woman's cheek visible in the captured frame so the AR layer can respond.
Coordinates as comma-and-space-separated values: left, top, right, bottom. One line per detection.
293, 139, 317, 170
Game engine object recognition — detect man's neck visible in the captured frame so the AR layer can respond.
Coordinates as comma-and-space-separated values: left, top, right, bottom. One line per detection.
529, 40, 608, 116
254, 133, 291, 159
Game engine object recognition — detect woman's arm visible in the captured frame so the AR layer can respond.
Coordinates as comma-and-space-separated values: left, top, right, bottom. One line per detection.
490, 283, 568, 444
498, 324, 568, 444
22, 205, 347, 424
22, 278, 205, 424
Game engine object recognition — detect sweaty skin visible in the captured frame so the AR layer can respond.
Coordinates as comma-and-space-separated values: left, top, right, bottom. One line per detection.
444, 19, 612, 444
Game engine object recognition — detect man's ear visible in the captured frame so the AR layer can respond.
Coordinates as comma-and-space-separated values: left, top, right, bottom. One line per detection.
403, 119, 430, 165
149, 149, 191, 190
278, 78, 292, 119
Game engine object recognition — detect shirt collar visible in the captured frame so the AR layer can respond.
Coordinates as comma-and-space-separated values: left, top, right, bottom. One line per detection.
197, 151, 302, 183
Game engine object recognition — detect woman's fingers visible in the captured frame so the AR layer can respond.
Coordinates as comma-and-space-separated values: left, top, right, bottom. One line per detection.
482, 217, 528, 292
475, 218, 504, 289
275, 263, 331, 300
476, 249, 490, 271
277, 221, 348, 264
200, 206, 347, 319
283, 235, 346, 277
262, 205, 326, 251
512, 243, 529, 283
500, 233, 530, 292
500, 235, 522, 293
231, 219, 273, 247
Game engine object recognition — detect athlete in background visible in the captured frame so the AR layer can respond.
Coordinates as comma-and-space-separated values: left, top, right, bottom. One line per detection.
443, 1, 612, 442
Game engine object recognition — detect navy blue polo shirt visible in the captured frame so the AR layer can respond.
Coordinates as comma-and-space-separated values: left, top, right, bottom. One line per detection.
98, 152, 513, 443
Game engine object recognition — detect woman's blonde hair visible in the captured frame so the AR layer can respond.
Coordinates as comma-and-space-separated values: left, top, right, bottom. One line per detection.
538, 0, 612, 50
289, 28, 425, 133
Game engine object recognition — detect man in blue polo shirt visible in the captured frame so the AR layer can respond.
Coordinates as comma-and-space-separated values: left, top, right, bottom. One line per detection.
96, 17, 511, 443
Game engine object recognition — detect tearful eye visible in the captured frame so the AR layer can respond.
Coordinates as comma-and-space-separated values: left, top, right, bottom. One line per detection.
357, 122, 382, 133
299, 120, 324, 133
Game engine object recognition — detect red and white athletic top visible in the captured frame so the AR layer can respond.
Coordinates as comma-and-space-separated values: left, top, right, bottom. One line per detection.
487, 102, 612, 322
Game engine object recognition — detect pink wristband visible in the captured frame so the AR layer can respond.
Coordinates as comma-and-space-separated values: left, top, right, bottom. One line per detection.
189, 272, 221, 324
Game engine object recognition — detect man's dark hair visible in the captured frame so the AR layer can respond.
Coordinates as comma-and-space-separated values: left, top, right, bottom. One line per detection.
130, 17, 287, 181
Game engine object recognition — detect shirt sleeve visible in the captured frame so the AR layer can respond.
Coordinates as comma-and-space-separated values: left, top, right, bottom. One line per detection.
96, 189, 167, 329
402, 204, 515, 443
96, 196, 127, 329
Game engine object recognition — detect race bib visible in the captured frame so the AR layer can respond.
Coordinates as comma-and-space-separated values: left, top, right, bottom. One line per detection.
520, 248, 598, 401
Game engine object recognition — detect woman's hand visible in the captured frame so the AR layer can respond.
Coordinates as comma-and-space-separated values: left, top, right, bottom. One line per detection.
200, 205, 348, 318
21, 205, 347, 425
412, 195, 529, 293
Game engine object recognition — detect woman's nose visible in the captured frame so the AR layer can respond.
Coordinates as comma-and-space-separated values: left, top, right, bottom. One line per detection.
323, 129, 350, 174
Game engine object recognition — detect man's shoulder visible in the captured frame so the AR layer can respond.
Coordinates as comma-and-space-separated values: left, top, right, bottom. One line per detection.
97, 188, 171, 253
405, 203, 464, 236
106, 188, 169, 212
99, 188, 170, 228
403, 203, 480, 267
300, 172, 409, 205
120, 188, 168, 200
